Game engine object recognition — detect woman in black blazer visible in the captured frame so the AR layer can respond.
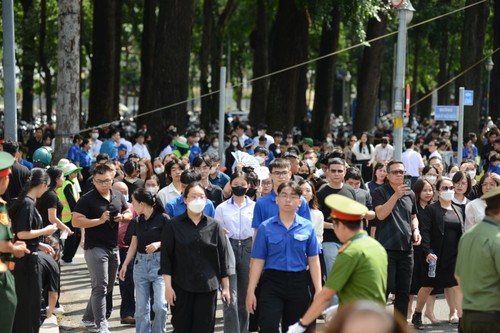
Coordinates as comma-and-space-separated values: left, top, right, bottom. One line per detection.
411, 177, 464, 330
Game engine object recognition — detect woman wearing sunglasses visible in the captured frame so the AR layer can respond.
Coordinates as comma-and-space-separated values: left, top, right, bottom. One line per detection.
411, 177, 464, 330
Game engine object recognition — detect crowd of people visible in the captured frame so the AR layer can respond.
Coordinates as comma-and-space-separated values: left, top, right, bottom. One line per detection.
0, 118, 499, 333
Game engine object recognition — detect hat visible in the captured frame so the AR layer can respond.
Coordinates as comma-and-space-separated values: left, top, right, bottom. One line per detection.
301, 137, 314, 146
481, 186, 500, 208
117, 144, 128, 151
173, 136, 189, 149
325, 194, 368, 221
57, 158, 70, 168
244, 138, 254, 147
0, 151, 14, 178
62, 163, 82, 177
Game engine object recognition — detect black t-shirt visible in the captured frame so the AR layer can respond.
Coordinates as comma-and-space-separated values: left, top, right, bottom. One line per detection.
372, 183, 417, 251
74, 189, 129, 250
37, 189, 63, 227
129, 211, 169, 254
317, 184, 356, 243
38, 251, 60, 306
11, 196, 43, 252
206, 183, 224, 208
123, 178, 145, 202
5, 163, 30, 205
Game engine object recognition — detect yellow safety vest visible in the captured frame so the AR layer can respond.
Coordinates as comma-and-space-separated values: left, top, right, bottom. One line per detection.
56, 179, 79, 223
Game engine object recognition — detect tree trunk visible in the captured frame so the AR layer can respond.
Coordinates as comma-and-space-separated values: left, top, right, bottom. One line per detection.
20, 0, 37, 122
265, 0, 309, 134
249, 0, 269, 127
311, 6, 341, 140
459, 0, 489, 135
490, 0, 500, 122
87, 0, 122, 127
39, 0, 53, 123
137, 0, 157, 124
147, 0, 195, 155
55, 0, 80, 162
199, 0, 214, 131
353, 13, 388, 135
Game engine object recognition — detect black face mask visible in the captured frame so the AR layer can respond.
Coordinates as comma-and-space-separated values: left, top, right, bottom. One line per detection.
246, 188, 257, 198
298, 173, 309, 179
232, 186, 247, 197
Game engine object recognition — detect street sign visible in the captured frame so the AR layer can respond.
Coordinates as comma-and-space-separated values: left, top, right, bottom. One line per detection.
464, 90, 474, 106
434, 105, 459, 121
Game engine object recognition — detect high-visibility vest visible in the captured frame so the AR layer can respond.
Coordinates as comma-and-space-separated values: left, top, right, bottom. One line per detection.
57, 179, 79, 223
172, 149, 190, 159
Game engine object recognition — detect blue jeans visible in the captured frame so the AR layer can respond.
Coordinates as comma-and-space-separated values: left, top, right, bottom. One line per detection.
322, 242, 341, 306
134, 252, 167, 333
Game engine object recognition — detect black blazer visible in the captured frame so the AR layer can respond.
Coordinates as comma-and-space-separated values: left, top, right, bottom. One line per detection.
418, 201, 464, 258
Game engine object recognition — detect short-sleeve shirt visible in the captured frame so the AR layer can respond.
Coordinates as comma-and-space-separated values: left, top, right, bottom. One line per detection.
11, 196, 43, 252
372, 183, 416, 251
317, 184, 356, 243
74, 189, 129, 250
128, 211, 168, 254
456, 217, 500, 311
37, 189, 63, 227
252, 214, 320, 272
325, 231, 387, 305
251, 190, 311, 229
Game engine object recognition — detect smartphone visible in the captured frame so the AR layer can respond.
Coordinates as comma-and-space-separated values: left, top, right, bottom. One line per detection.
403, 175, 412, 194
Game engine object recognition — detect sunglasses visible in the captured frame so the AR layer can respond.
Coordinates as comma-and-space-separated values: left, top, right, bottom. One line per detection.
440, 186, 454, 191
389, 170, 405, 175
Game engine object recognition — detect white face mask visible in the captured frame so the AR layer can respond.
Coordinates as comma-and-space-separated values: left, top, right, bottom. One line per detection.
439, 190, 454, 201
326, 137, 333, 143
275, 148, 281, 155
91, 133, 99, 140
146, 186, 159, 195
187, 198, 205, 214
467, 171, 476, 180
257, 130, 264, 137
213, 141, 219, 148
424, 175, 437, 185
255, 156, 265, 165
210, 166, 217, 175
123, 194, 129, 202
232, 141, 239, 147
305, 159, 315, 167
154, 167, 164, 175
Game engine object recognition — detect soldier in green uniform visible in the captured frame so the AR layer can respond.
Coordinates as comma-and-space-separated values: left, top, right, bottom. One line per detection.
0, 151, 29, 331
287, 194, 388, 333
456, 186, 500, 333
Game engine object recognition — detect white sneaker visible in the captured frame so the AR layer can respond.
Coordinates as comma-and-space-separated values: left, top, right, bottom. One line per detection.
54, 305, 65, 315
79, 320, 98, 332
97, 322, 110, 333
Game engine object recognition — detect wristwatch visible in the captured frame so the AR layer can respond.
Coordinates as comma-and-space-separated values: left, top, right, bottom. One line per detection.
299, 319, 308, 328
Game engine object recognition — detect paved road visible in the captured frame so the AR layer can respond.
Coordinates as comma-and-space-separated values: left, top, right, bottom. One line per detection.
54, 249, 459, 332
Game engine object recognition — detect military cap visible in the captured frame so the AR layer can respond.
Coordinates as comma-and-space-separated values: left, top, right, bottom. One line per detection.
481, 185, 500, 209
325, 194, 368, 222
0, 151, 15, 178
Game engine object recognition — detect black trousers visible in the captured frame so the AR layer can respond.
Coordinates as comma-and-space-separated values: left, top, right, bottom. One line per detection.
118, 248, 135, 318
462, 310, 500, 333
170, 284, 218, 333
61, 220, 81, 263
386, 250, 413, 319
13, 253, 41, 333
258, 269, 314, 333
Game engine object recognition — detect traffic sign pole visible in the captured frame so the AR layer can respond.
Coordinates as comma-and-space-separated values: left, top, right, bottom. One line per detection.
457, 87, 464, 166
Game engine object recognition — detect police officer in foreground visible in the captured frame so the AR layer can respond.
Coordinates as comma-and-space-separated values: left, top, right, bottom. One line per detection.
456, 186, 500, 332
287, 195, 388, 333
0, 151, 30, 330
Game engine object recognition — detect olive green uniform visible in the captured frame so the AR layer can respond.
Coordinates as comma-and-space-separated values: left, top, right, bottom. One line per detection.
0, 197, 17, 331
325, 230, 388, 306
456, 216, 500, 332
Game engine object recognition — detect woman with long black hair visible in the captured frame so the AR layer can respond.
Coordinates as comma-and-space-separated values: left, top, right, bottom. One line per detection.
9, 168, 58, 333
352, 133, 375, 182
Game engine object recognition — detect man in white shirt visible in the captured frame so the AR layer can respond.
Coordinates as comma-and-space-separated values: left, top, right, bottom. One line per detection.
131, 132, 151, 160
89, 128, 103, 163
401, 139, 424, 187
373, 136, 394, 164
428, 139, 441, 160
253, 123, 274, 148
235, 123, 249, 148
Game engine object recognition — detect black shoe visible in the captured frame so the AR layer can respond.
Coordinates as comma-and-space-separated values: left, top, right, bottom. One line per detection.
120, 316, 136, 325
412, 313, 424, 330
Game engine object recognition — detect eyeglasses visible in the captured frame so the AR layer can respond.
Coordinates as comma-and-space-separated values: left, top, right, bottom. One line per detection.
278, 193, 300, 200
389, 170, 405, 175
440, 186, 454, 191
272, 171, 289, 177
95, 179, 113, 185
261, 181, 273, 186
328, 169, 344, 174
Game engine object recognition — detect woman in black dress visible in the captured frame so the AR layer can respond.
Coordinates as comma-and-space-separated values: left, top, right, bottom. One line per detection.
411, 177, 464, 330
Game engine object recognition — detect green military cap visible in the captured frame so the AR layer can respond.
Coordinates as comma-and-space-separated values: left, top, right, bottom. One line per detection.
325, 194, 368, 221
481, 185, 500, 209
0, 152, 14, 178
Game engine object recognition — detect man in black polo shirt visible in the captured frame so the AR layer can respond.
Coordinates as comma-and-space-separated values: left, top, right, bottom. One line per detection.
73, 164, 132, 333
372, 160, 421, 319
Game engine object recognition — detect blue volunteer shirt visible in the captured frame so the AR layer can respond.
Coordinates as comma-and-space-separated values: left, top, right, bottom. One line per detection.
252, 214, 320, 272
100, 139, 118, 159
189, 145, 202, 164
251, 190, 311, 229
165, 194, 215, 218
67, 144, 80, 163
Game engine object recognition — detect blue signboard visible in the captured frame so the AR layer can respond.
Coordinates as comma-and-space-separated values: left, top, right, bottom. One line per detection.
435, 105, 459, 121
464, 90, 474, 106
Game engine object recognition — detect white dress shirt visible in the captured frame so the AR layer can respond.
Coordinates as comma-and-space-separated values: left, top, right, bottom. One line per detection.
402, 148, 424, 177
373, 144, 394, 163
464, 198, 486, 230
158, 183, 181, 207
90, 139, 103, 162
131, 143, 151, 160
214, 197, 255, 240
352, 142, 375, 161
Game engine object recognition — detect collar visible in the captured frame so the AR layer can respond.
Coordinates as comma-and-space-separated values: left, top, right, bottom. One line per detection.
230, 196, 249, 207
347, 230, 368, 242
483, 216, 500, 228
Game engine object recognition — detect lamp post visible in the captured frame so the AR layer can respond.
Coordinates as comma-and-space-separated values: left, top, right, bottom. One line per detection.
485, 56, 494, 118
342, 70, 351, 121
391, 0, 415, 161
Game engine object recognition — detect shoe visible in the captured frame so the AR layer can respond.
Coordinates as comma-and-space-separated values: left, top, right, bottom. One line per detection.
425, 312, 440, 325
412, 313, 425, 330
54, 305, 65, 315
120, 316, 136, 325
61, 260, 78, 266
97, 322, 110, 333
450, 313, 459, 324
79, 320, 98, 332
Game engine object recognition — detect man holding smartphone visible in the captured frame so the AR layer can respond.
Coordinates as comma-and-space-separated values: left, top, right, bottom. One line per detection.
372, 160, 421, 319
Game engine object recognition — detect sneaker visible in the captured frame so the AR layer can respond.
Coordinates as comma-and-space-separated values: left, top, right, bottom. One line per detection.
79, 320, 98, 332
54, 305, 65, 315
61, 260, 78, 266
412, 313, 425, 330
97, 322, 110, 333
